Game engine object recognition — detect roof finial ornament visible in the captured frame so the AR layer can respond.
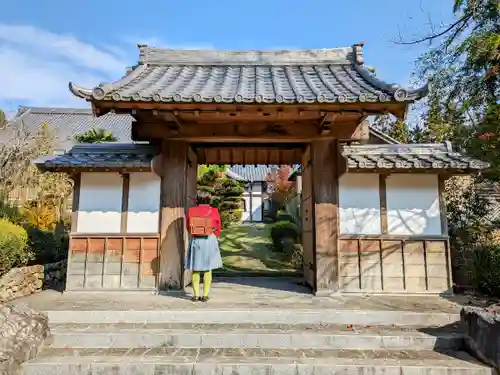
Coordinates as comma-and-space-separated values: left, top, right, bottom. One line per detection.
353, 42, 365, 65
137, 43, 149, 64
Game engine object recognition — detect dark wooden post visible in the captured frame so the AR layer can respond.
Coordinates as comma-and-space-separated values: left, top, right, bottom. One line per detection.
159, 140, 188, 290
184, 145, 198, 289
311, 139, 340, 295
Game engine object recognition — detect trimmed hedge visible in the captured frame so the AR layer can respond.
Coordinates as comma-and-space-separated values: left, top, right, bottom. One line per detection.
474, 244, 500, 297
270, 220, 300, 252
27, 226, 68, 264
0, 219, 31, 276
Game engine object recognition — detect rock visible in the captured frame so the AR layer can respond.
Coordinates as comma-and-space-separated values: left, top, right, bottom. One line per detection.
0, 303, 49, 375
461, 306, 500, 370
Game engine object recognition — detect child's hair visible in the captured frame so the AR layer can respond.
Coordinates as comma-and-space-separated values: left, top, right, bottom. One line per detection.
196, 190, 212, 205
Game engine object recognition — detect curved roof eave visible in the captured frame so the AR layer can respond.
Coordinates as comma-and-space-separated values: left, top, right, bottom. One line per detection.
68, 82, 93, 100
354, 64, 429, 102
68, 44, 429, 104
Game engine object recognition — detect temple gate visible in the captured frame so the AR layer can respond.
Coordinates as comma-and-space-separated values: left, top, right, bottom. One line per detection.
35, 44, 489, 295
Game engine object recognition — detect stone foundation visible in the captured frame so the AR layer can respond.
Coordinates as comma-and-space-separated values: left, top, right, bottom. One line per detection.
0, 303, 49, 375
0, 260, 67, 303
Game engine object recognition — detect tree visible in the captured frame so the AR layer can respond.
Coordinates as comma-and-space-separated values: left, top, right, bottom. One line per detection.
0, 109, 6, 128
213, 177, 244, 228
372, 115, 411, 143
196, 165, 227, 195
197, 164, 226, 180
265, 165, 295, 220
0, 123, 72, 219
75, 128, 118, 143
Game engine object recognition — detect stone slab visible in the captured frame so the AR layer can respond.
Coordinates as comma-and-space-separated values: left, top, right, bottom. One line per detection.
22, 348, 491, 375
48, 324, 464, 350
44, 308, 460, 326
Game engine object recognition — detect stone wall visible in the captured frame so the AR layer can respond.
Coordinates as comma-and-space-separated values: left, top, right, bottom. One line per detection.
0, 260, 67, 303
0, 303, 49, 375
461, 306, 500, 371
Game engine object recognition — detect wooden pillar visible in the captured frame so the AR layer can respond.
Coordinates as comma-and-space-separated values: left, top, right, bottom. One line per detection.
184, 145, 198, 289
311, 139, 340, 295
159, 140, 188, 290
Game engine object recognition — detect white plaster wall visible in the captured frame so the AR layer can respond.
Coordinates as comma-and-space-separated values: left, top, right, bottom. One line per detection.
242, 183, 264, 222
77, 172, 123, 233
127, 172, 161, 233
386, 174, 441, 235
339, 173, 381, 235
242, 194, 251, 222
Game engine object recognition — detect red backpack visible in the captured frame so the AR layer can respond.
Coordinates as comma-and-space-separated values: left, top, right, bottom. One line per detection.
189, 207, 213, 236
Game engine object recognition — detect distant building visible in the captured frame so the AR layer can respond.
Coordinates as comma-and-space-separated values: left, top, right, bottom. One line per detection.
227, 165, 275, 222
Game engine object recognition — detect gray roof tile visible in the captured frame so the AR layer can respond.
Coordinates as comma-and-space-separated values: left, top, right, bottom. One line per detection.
2, 107, 133, 150
70, 44, 427, 104
228, 165, 276, 181
34, 141, 489, 174
34, 143, 159, 171
342, 143, 490, 172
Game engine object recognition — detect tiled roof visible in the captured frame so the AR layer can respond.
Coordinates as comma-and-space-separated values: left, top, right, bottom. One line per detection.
228, 165, 276, 182
34, 143, 159, 171
342, 142, 490, 172
34, 140, 489, 174
2, 107, 133, 150
69, 44, 427, 105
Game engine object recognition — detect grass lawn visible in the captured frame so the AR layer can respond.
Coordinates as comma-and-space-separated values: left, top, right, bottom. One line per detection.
218, 223, 299, 275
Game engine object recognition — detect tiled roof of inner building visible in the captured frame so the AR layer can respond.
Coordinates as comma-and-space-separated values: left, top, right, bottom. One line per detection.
1, 107, 133, 150
33, 143, 160, 171
227, 165, 276, 182
69, 44, 428, 105
342, 142, 490, 171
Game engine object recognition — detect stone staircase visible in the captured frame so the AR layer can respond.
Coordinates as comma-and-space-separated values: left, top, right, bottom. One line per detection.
22, 301, 492, 375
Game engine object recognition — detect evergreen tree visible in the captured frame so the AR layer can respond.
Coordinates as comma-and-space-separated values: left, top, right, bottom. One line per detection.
213, 177, 244, 228
75, 128, 118, 143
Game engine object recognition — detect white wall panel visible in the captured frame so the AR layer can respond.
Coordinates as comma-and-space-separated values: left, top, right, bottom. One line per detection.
127, 172, 161, 233
339, 173, 381, 235
386, 174, 441, 235
77, 172, 122, 233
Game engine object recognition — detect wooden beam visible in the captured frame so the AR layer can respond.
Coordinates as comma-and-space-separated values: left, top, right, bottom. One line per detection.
70, 173, 81, 233
120, 173, 130, 232
96, 101, 409, 116
319, 112, 338, 135
379, 174, 388, 234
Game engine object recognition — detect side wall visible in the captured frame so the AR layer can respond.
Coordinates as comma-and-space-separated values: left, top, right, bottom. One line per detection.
337, 173, 451, 294
242, 182, 264, 222
67, 172, 162, 290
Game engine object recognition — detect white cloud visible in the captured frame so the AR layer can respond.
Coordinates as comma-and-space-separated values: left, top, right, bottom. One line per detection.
0, 24, 131, 109
0, 24, 214, 112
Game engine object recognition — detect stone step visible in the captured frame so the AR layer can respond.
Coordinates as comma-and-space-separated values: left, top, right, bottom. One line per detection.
45, 308, 460, 326
23, 348, 491, 375
48, 322, 465, 350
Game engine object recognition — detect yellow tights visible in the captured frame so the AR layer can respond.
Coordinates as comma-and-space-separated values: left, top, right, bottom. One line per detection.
191, 270, 212, 297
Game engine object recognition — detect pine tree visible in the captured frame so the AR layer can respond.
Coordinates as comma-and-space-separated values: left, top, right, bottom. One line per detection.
213, 177, 244, 228
75, 128, 118, 143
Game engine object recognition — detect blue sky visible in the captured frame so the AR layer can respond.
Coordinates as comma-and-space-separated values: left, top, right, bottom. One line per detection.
0, 0, 455, 115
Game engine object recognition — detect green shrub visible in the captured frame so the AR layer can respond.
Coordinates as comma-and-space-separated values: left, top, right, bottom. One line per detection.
22, 201, 58, 231
276, 211, 293, 222
474, 243, 500, 297
27, 227, 68, 264
0, 219, 31, 276
220, 209, 243, 229
270, 221, 299, 252
0, 197, 24, 225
